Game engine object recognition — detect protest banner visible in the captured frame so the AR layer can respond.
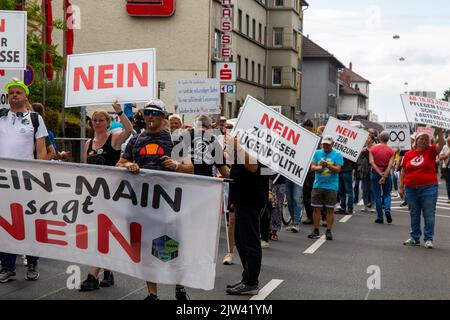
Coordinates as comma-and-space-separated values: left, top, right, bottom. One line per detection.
401, 94, 450, 130
232, 95, 320, 187
65, 48, 156, 107
416, 127, 435, 140
322, 117, 369, 162
176, 79, 220, 115
384, 123, 411, 151
0, 69, 23, 108
0, 158, 223, 290
0, 10, 27, 70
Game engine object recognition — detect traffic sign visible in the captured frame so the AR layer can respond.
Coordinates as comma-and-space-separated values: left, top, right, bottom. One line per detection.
220, 84, 236, 94
24, 65, 34, 86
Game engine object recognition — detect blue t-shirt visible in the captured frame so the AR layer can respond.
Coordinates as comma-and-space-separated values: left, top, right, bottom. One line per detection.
312, 149, 344, 191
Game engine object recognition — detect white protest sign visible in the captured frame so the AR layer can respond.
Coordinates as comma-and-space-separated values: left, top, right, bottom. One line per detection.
65, 48, 156, 107
0, 69, 23, 108
322, 117, 369, 162
0, 159, 223, 290
384, 123, 411, 151
401, 94, 450, 130
176, 79, 220, 115
232, 95, 320, 187
0, 10, 27, 70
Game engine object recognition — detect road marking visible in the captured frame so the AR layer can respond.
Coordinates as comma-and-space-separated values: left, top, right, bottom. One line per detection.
118, 285, 147, 300
303, 235, 327, 254
34, 287, 67, 300
250, 279, 284, 300
339, 215, 353, 223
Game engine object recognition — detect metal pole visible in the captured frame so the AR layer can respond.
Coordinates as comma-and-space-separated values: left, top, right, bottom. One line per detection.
80, 106, 86, 163
61, 0, 67, 151
42, 1, 46, 105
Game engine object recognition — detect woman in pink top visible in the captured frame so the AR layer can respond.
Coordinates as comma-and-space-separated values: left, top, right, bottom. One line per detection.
399, 128, 444, 249
369, 131, 395, 224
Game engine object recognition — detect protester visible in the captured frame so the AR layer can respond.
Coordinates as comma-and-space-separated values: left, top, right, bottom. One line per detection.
400, 128, 444, 249
301, 120, 315, 225
169, 114, 183, 132
336, 158, 356, 215
79, 102, 133, 291
0, 80, 48, 283
439, 137, 450, 202
308, 135, 343, 240
354, 136, 373, 212
285, 178, 302, 233
269, 174, 286, 240
225, 135, 264, 295
369, 131, 395, 224
116, 99, 193, 301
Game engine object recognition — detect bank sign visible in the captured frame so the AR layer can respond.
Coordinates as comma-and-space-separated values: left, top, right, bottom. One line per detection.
126, 0, 176, 17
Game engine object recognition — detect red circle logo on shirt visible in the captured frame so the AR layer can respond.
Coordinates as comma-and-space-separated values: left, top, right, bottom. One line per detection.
410, 155, 424, 167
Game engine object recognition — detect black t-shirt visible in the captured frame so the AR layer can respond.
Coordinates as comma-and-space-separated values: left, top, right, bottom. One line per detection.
123, 130, 174, 171
175, 129, 226, 177
87, 134, 121, 167
229, 164, 265, 209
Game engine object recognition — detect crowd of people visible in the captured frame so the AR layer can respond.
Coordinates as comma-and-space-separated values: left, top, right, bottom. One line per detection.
1, 79, 449, 300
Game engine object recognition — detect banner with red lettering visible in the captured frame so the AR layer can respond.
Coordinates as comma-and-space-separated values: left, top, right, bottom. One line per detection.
0, 10, 27, 70
401, 94, 450, 130
232, 95, 320, 187
0, 158, 223, 290
322, 117, 369, 162
65, 48, 156, 107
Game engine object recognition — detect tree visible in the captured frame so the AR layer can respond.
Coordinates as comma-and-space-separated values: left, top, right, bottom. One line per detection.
442, 89, 450, 102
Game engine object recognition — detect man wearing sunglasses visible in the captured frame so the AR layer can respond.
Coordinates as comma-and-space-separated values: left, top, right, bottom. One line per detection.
0, 80, 48, 283
116, 99, 193, 301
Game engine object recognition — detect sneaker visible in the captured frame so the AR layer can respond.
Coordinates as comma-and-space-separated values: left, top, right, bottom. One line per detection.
302, 219, 313, 225
424, 240, 434, 249
335, 209, 346, 215
325, 230, 333, 241
0, 269, 16, 283
222, 253, 234, 265
22, 255, 28, 266
144, 293, 159, 301
346, 209, 354, 215
226, 283, 259, 295
175, 287, 190, 300
79, 274, 99, 291
361, 207, 369, 213
400, 201, 408, 207
308, 229, 320, 239
385, 213, 393, 224
261, 240, 270, 248
285, 224, 294, 231
25, 264, 39, 281
226, 280, 242, 289
403, 238, 420, 246
374, 219, 384, 224
369, 207, 376, 213
99, 270, 114, 287
291, 225, 300, 233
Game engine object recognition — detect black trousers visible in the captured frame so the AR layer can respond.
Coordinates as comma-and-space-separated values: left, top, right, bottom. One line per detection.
235, 205, 262, 287
303, 171, 315, 220
260, 205, 270, 242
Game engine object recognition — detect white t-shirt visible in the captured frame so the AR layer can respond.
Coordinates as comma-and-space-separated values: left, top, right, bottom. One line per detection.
0, 111, 48, 160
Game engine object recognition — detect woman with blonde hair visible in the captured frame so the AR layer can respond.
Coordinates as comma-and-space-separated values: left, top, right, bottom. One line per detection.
79, 101, 133, 291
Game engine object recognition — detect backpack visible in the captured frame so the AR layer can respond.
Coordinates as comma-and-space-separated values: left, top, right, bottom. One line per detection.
0, 108, 40, 159
356, 152, 370, 179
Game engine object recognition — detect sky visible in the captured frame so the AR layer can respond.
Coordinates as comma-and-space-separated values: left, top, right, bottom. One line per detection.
303, 0, 450, 122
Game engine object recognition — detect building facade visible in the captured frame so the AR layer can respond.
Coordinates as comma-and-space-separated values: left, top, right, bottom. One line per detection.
52, 0, 308, 122
300, 36, 344, 124
338, 63, 371, 117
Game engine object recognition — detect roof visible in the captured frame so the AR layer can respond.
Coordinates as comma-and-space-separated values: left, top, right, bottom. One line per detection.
302, 36, 345, 68
340, 84, 368, 98
341, 67, 371, 84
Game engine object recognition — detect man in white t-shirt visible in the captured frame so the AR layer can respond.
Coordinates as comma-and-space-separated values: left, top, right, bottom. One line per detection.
0, 80, 48, 283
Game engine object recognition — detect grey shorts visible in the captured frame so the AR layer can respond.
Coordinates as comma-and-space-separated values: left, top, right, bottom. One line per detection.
311, 189, 338, 209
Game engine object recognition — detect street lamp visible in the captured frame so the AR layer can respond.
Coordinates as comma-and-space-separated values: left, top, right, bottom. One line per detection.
158, 81, 165, 99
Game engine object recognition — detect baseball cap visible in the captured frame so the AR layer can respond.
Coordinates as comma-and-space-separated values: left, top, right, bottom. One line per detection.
322, 135, 334, 145
5, 79, 29, 96
143, 99, 168, 116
